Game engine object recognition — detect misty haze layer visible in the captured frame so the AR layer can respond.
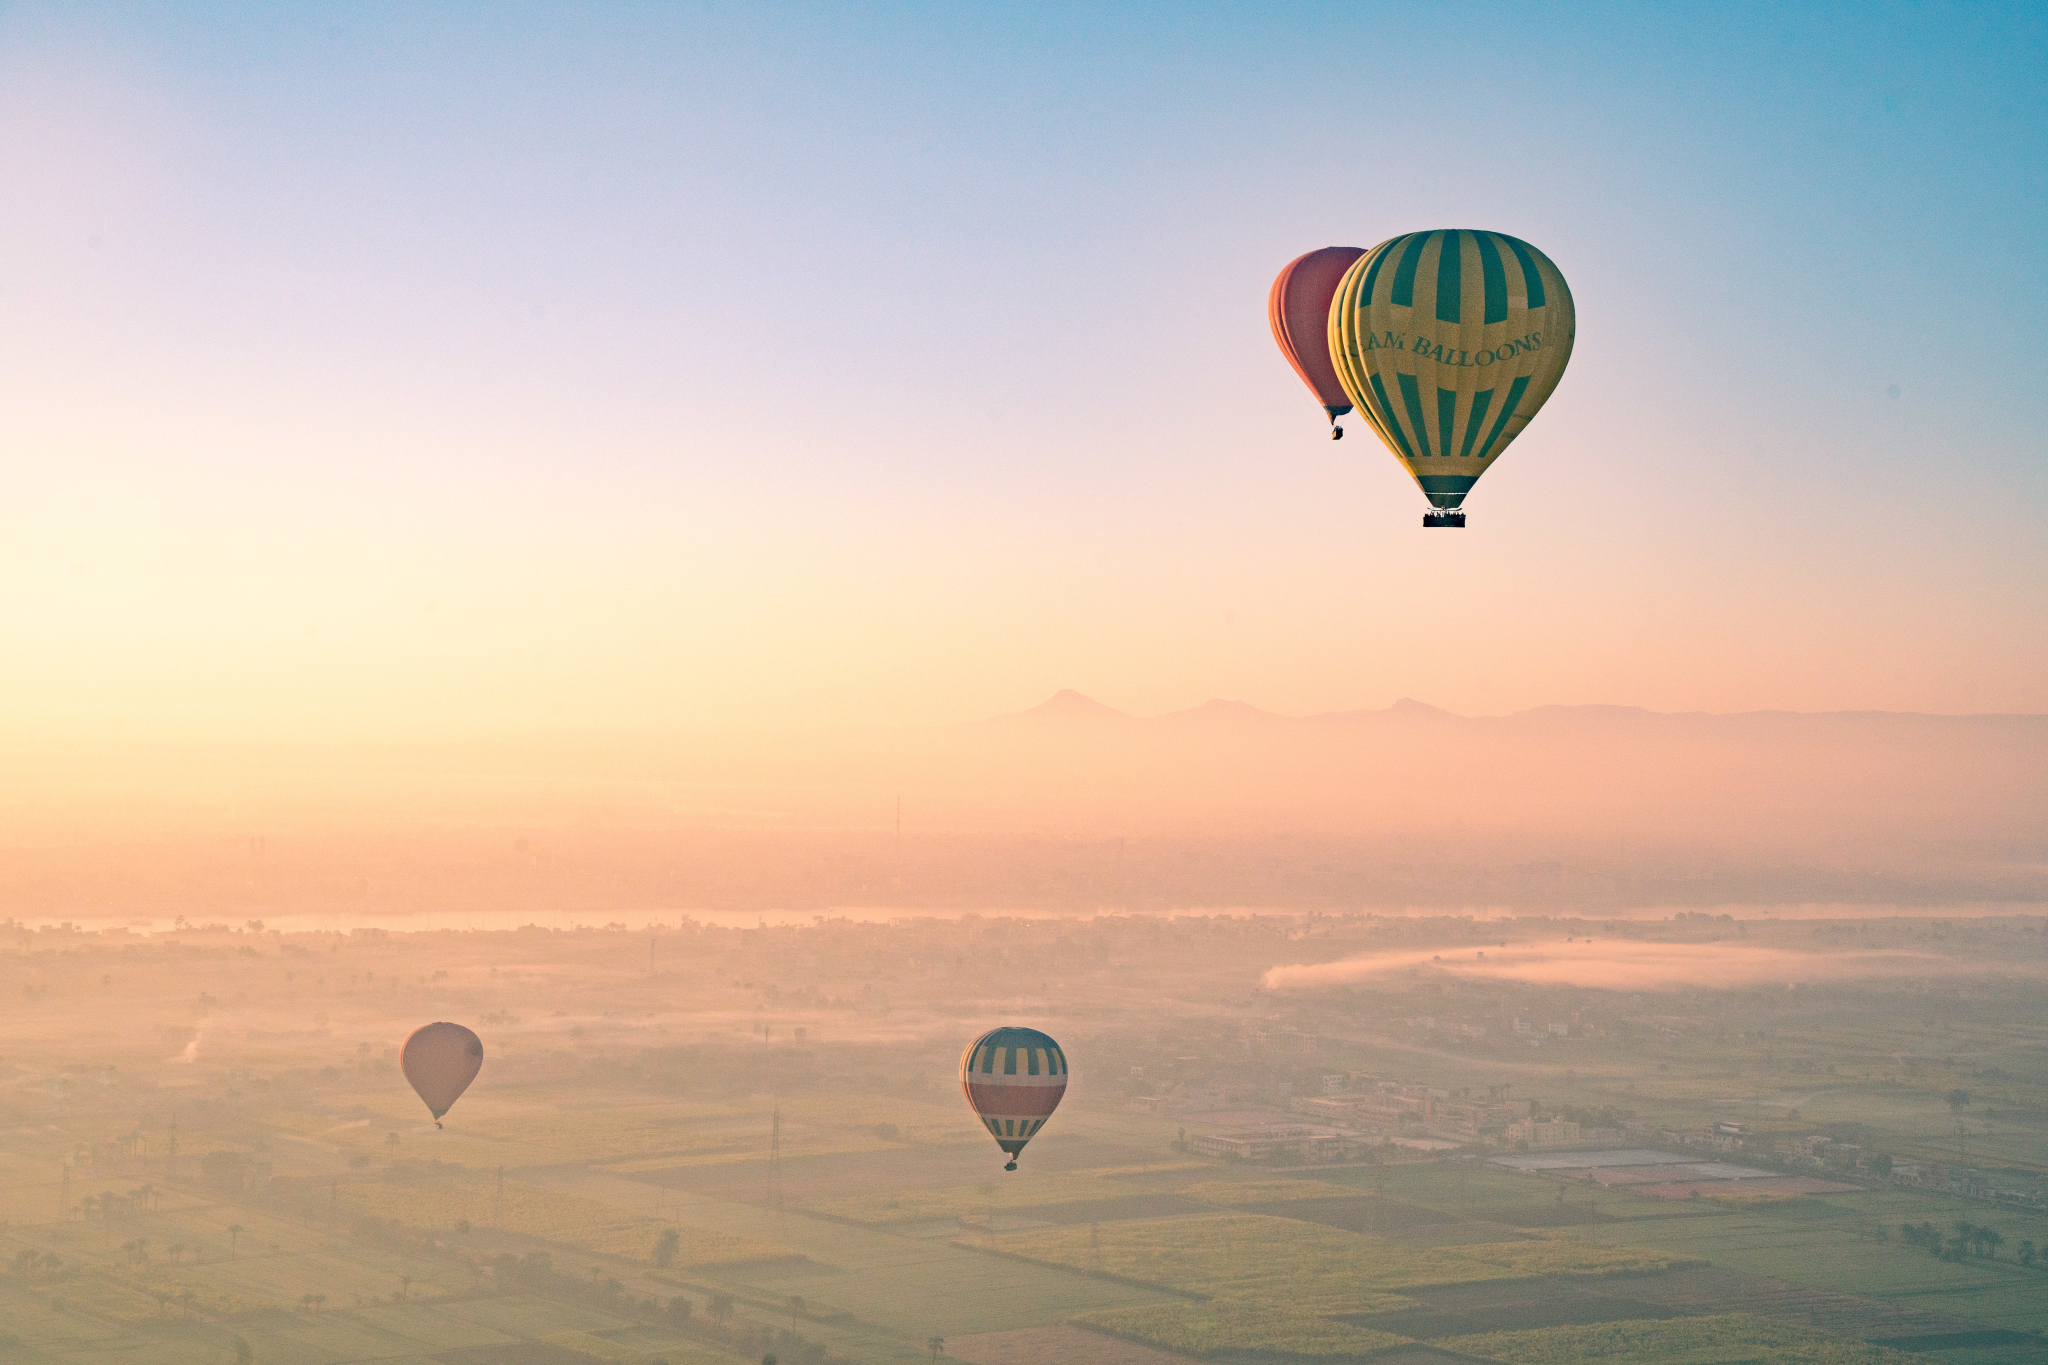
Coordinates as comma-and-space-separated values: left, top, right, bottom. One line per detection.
3, 696, 2040, 918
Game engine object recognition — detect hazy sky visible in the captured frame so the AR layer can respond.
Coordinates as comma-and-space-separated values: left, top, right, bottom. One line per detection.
4, 1, 2043, 742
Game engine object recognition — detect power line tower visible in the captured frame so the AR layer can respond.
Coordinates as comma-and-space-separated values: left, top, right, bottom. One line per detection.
768, 1107, 784, 1229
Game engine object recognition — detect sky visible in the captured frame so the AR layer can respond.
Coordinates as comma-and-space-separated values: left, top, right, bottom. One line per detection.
2, 0, 2044, 745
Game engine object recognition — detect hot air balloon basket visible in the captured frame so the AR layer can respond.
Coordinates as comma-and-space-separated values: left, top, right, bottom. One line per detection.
1423, 511, 1466, 528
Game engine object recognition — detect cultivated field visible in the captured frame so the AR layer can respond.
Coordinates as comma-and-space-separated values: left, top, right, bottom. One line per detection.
6, 912, 2048, 1364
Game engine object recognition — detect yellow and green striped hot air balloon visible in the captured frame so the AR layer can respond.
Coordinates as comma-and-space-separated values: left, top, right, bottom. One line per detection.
1329, 230, 1574, 526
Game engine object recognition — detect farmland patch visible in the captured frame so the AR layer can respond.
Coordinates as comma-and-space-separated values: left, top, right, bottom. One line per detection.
1435, 1312, 1925, 1364
1183, 1180, 1369, 1206
968, 1214, 1687, 1311
1232, 1196, 1531, 1246
336, 1176, 793, 1265
1074, 1299, 1415, 1359
1337, 1286, 1692, 1338
946, 1323, 1198, 1365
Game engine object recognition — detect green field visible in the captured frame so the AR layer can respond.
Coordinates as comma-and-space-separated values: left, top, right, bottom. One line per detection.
1436, 1313, 1924, 1365
1075, 1298, 1415, 1359
9, 913, 2048, 1364
966, 1211, 1687, 1304
1570, 1192, 2048, 1330
800, 1163, 1207, 1226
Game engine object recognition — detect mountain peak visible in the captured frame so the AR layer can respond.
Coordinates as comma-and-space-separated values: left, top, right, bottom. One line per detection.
1000, 690, 1134, 722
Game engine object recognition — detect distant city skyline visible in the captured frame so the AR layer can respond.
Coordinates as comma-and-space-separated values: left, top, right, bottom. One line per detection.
2, 2, 2042, 744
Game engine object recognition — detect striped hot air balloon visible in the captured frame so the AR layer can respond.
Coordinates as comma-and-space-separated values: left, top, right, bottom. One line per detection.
1329, 230, 1574, 526
959, 1027, 1068, 1172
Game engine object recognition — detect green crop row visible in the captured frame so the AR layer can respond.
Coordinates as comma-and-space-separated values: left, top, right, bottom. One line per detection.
1074, 1300, 1414, 1359
966, 1213, 1685, 1312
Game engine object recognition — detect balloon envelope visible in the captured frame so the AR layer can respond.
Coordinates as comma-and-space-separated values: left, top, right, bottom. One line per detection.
1329, 230, 1574, 509
1269, 247, 1366, 424
959, 1026, 1067, 1170
401, 1022, 484, 1122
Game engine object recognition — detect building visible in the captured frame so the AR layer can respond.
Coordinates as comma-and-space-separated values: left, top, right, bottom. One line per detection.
1187, 1124, 1360, 1164
1290, 1097, 1365, 1122
1505, 1119, 1581, 1148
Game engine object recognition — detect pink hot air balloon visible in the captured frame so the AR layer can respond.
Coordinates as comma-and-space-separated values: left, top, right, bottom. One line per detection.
401, 1022, 483, 1127
1269, 246, 1367, 438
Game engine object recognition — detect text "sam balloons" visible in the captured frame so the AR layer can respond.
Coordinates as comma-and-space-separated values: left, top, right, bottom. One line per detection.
1331, 230, 1574, 526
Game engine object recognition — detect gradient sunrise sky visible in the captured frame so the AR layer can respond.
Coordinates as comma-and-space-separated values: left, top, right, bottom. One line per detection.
3, 1, 2042, 742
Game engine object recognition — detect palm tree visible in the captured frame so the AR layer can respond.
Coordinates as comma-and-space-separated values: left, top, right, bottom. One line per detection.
788, 1295, 804, 1332
929, 1335, 944, 1363
168, 1242, 185, 1264
313, 1293, 327, 1312
400, 1275, 412, 1299
227, 1224, 242, 1258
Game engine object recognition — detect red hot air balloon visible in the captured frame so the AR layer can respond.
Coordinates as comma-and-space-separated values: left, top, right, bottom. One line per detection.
1269, 246, 1367, 438
401, 1022, 483, 1127
960, 1026, 1068, 1171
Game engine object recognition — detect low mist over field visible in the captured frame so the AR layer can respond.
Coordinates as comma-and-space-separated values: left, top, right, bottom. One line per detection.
7, 910, 2048, 1365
